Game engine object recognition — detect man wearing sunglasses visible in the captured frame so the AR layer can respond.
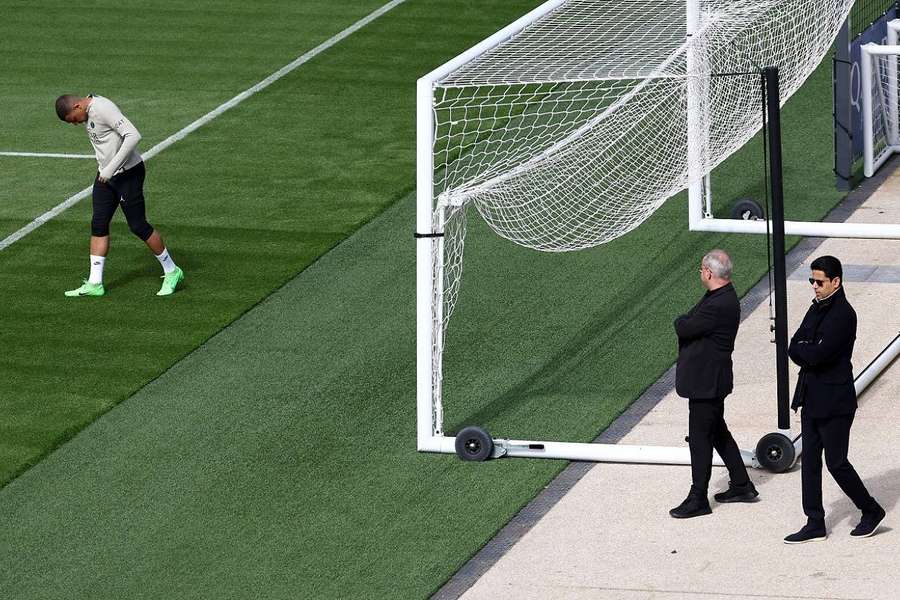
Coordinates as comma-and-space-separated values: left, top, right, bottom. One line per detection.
784, 255, 884, 543
670, 249, 757, 519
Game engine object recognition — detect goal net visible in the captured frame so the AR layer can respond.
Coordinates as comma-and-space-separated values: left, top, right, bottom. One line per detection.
418, 0, 855, 441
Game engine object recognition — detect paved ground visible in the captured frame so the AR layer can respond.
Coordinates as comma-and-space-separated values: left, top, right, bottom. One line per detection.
446, 169, 900, 600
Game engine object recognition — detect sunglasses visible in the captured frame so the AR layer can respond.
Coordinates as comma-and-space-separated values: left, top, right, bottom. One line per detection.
808, 277, 830, 287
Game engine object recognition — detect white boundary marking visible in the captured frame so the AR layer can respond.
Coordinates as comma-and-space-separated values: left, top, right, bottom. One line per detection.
0, 0, 408, 252
0, 151, 94, 159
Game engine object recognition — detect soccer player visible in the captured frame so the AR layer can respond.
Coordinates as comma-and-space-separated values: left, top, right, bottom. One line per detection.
55, 94, 184, 296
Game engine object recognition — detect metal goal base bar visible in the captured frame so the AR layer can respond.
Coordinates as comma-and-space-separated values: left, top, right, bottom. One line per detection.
422, 334, 900, 472
418, 433, 805, 471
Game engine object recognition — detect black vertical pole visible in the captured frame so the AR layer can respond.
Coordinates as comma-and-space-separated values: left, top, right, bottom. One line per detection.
764, 66, 791, 430
833, 16, 852, 191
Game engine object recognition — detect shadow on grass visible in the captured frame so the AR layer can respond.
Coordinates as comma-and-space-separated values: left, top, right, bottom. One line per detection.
445, 234, 702, 437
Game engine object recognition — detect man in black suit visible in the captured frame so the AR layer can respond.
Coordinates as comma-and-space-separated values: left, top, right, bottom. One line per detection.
784, 255, 884, 543
670, 249, 757, 519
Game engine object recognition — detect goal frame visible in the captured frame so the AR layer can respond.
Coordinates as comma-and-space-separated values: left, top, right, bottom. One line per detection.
860, 19, 900, 177
690, 19, 900, 237
415, 0, 900, 469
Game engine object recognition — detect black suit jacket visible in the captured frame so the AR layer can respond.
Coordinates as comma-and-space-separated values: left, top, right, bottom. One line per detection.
674, 282, 741, 399
788, 286, 857, 418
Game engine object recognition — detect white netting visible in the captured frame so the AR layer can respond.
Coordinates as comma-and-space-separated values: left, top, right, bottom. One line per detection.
868, 49, 900, 169
426, 0, 854, 430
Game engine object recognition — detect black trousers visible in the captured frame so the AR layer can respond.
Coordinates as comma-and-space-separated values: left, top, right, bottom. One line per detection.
91, 161, 153, 240
688, 397, 749, 494
801, 410, 877, 522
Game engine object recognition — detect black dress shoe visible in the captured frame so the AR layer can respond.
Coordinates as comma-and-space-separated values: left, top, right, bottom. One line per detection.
851, 505, 886, 538
713, 480, 759, 503
669, 493, 712, 519
784, 521, 827, 544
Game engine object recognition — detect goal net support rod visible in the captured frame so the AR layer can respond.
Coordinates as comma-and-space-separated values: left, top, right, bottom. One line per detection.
763, 67, 792, 432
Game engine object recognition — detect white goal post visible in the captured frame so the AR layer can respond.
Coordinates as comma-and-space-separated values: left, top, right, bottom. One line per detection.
692, 23, 900, 237
861, 19, 900, 178
416, 0, 900, 468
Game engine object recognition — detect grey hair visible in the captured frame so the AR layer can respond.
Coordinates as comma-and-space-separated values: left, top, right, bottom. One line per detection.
702, 249, 733, 280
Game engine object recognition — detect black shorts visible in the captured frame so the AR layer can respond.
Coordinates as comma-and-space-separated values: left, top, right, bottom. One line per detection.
91, 161, 154, 240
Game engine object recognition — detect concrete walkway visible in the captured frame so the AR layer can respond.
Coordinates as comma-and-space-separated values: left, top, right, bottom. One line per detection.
451, 170, 900, 599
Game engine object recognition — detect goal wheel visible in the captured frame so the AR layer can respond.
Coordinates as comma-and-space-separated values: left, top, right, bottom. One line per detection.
755, 432, 796, 473
731, 198, 764, 221
455, 426, 493, 462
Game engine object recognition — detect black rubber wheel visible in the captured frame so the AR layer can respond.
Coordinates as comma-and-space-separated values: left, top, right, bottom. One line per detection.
755, 432, 796, 473
455, 426, 493, 462
731, 198, 765, 221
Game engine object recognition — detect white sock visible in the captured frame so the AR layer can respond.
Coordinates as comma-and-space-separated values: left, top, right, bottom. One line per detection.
88, 255, 105, 284
155, 247, 177, 274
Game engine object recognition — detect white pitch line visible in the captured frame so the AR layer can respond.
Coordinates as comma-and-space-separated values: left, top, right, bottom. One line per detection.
0, 151, 94, 159
0, 0, 408, 252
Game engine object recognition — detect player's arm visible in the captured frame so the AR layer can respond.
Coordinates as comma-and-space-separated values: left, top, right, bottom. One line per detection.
98, 107, 142, 181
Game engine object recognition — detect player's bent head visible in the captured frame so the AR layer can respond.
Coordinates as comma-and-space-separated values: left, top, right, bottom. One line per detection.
55, 95, 86, 123
810, 255, 843, 284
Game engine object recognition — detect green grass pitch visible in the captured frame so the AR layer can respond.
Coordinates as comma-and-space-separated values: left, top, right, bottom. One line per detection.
0, 1, 846, 598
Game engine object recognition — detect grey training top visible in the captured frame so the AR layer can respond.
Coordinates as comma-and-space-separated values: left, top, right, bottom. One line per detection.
85, 95, 143, 179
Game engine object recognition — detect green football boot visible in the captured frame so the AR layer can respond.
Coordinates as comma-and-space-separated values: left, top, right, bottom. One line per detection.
64, 280, 105, 297
157, 266, 184, 296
